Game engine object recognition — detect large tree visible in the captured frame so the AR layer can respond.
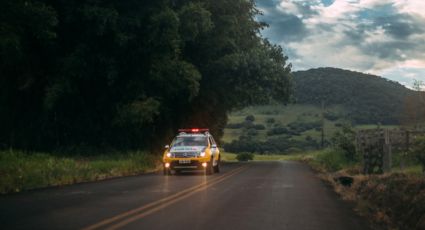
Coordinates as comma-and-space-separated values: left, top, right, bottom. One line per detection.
0, 0, 292, 152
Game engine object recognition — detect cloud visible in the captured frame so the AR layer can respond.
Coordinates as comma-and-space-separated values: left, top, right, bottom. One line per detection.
256, 0, 425, 88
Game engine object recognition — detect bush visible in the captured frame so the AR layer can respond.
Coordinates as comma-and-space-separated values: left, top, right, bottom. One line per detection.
411, 137, 425, 173
245, 115, 255, 122
253, 124, 266, 130
236, 153, 254, 161
324, 112, 339, 121
315, 149, 350, 172
331, 124, 357, 162
266, 118, 275, 124
266, 127, 288, 136
246, 128, 258, 136
226, 123, 244, 129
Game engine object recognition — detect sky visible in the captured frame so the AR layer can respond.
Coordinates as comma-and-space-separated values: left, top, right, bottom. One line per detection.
256, 0, 425, 89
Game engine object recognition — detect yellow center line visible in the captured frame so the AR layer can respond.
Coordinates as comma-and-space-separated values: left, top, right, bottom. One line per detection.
105, 166, 249, 230
82, 165, 248, 230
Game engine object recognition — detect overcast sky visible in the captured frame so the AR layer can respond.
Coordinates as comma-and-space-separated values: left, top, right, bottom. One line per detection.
256, 0, 425, 89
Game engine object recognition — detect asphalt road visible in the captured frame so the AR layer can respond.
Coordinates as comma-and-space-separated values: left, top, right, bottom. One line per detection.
0, 161, 371, 230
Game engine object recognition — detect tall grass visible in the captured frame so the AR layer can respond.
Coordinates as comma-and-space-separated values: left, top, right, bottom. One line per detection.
0, 150, 159, 194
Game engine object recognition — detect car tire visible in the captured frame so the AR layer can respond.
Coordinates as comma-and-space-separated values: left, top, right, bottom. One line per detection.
213, 156, 220, 173
206, 158, 214, 175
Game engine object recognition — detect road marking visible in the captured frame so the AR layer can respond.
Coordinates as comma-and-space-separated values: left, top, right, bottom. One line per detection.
82, 165, 248, 230
106, 166, 248, 230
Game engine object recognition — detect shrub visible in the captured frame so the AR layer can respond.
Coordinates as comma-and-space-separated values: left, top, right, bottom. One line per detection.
245, 115, 255, 122
331, 124, 357, 162
253, 124, 266, 130
411, 136, 425, 173
246, 128, 258, 136
226, 123, 244, 129
266, 118, 275, 124
236, 153, 254, 161
266, 127, 288, 136
315, 149, 350, 172
324, 112, 339, 121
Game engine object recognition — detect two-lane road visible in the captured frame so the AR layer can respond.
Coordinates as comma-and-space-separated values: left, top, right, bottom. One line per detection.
0, 161, 371, 230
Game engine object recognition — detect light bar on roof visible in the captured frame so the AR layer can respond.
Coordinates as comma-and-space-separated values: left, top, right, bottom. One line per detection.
178, 128, 209, 133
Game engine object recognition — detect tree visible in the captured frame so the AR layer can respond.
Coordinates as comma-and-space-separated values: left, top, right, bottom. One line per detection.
0, 0, 292, 152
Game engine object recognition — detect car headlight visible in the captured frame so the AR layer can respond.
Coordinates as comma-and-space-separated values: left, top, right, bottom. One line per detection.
200, 151, 206, 157
166, 152, 172, 158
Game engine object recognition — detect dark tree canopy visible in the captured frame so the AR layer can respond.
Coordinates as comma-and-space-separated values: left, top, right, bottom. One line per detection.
0, 0, 292, 152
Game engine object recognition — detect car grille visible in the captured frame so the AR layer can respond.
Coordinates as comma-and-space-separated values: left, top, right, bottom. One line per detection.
173, 152, 198, 158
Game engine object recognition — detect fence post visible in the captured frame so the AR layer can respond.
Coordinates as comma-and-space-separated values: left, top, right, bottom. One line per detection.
383, 129, 392, 173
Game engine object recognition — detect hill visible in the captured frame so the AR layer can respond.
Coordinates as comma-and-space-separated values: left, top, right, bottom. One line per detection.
221, 68, 424, 154
293, 67, 413, 124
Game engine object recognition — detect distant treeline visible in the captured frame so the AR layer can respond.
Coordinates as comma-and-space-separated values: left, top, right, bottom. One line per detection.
293, 68, 421, 125
0, 0, 292, 151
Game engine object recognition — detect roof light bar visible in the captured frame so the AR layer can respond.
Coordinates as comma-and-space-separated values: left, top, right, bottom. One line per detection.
178, 128, 209, 133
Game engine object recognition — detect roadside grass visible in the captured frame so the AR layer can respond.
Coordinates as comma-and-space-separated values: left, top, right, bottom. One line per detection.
0, 150, 160, 194
298, 148, 425, 230
221, 151, 317, 162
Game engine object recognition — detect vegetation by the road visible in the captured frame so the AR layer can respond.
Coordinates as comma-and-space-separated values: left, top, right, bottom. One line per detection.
0, 150, 159, 194
297, 126, 425, 230
0, 0, 292, 152
308, 150, 425, 230
222, 104, 399, 154
221, 151, 313, 162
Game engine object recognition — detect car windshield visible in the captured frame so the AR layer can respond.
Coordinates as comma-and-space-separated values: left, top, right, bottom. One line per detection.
171, 136, 208, 147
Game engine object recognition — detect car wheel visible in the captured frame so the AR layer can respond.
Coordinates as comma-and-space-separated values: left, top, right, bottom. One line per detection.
206, 158, 214, 175
213, 156, 220, 173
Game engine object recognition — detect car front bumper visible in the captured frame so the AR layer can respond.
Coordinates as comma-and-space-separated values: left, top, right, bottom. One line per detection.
163, 158, 210, 170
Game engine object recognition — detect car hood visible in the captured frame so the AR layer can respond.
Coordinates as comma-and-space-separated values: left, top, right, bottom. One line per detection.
170, 146, 206, 153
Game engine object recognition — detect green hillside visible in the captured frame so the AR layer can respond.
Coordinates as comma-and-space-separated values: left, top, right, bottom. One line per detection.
294, 67, 413, 124
222, 68, 421, 154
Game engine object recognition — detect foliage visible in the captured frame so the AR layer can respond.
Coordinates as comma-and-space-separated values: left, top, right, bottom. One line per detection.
224, 135, 318, 154
266, 127, 288, 136
236, 152, 254, 161
313, 149, 354, 172
0, 150, 159, 194
266, 117, 275, 125
245, 115, 255, 122
356, 173, 425, 230
0, 0, 292, 152
294, 68, 414, 125
331, 124, 357, 162
410, 136, 425, 173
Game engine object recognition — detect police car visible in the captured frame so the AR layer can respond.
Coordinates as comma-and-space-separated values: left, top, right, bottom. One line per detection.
163, 129, 220, 175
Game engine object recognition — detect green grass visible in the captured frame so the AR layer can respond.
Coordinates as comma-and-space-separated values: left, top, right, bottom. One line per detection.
354, 124, 400, 130
223, 104, 349, 145
392, 165, 423, 175
0, 150, 160, 194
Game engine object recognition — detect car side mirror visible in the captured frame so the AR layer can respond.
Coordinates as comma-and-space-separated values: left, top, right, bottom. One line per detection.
211, 144, 217, 148
164, 145, 169, 149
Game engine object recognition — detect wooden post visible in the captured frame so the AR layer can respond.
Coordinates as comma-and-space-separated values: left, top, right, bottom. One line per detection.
320, 100, 325, 148
383, 129, 392, 173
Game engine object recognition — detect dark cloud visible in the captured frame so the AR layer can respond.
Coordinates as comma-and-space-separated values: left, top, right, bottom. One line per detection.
376, 14, 425, 39
255, 0, 425, 87
256, 0, 313, 43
